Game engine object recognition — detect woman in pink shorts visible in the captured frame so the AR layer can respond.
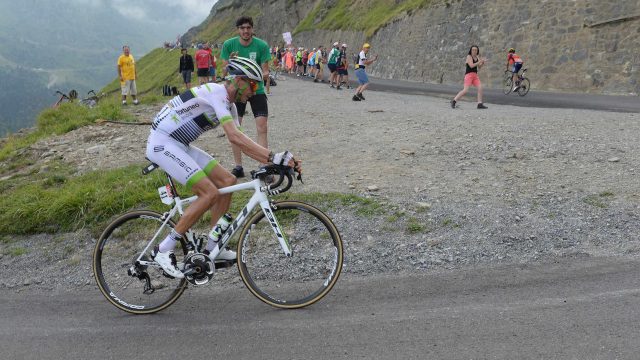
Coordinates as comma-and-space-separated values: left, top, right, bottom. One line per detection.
451, 45, 488, 109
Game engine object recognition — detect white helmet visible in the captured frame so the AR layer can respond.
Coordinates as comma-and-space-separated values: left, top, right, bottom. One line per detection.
226, 56, 263, 82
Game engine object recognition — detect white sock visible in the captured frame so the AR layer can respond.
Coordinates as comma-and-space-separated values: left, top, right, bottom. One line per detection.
158, 229, 182, 253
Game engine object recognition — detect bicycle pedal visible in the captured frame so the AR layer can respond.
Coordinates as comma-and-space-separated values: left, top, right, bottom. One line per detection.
214, 259, 236, 269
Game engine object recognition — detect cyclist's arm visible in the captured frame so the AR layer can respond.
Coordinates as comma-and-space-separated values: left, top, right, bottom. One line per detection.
222, 120, 270, 163
466, 55, 480, 68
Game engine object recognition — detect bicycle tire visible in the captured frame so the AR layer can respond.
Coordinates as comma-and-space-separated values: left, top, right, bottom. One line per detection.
503, 75, 513, 95
517, 78, 531, 96
93, 210, 188, 314
237, 200, 343, 309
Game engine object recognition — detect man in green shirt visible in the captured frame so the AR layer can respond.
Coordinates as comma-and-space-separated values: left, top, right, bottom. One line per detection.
221, 16, 272, 178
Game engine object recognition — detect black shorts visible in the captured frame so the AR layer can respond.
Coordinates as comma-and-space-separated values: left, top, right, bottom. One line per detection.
197, 68, 209, 77
235, 93, 268, 118
297, 60, 303, 66
338, 68, 348, 75
315, 64, 320, 70
327, 63, 337, 73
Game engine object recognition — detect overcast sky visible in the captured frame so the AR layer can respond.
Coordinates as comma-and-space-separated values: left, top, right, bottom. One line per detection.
65, 0, 218, 27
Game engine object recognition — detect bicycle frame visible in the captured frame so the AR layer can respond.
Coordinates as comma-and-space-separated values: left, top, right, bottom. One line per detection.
134, 177, 292, 267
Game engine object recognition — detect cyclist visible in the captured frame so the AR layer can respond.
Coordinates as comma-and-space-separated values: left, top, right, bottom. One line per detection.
506, 48, 524, 92
146, 57, 302, 278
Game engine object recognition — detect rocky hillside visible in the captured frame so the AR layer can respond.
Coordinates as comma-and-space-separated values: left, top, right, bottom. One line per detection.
183, 0, 639, 95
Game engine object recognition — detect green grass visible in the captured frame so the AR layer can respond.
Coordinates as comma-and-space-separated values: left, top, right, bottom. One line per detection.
0, 163, 386, 236
406, 217, 427, 233
583, 192, 614, 209
294, 0, 432, 37
6, 247, 28, 257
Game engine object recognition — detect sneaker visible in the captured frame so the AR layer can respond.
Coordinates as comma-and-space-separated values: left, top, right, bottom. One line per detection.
347, 85, 352, 89
477, 103, 488, 109
231, 166, 245, 178
133, 100, 139, 105
450, 100, 456, 109
330, 84, 335, 88
357, 93, 365, 100
336, 86, 342, 90
313, 79, 319, 83
152, 248, 184, 279
122, 100, 127, 105
352, 95, 361, 101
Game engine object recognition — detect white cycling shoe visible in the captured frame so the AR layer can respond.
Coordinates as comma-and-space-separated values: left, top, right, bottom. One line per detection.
153, 250, 184, 279
205, 247, 237, 262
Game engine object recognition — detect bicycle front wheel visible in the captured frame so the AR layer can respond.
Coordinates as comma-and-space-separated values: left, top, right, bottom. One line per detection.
503, 76, 513, 95
237, 201, 343, 309
518, 78, 531, 96
93, 210, 187, 314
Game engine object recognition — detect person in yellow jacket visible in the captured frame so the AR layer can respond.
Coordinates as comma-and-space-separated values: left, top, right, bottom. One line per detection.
117, 45, 139, 105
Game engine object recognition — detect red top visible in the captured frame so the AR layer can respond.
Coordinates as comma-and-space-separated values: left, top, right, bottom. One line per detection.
195, 49, 211, 69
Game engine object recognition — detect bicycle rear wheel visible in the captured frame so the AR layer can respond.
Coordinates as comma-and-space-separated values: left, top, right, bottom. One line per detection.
517, 78, 531, 96
237, 201, 343, 309
93, 210, 187, 314
503, 76, 513, 95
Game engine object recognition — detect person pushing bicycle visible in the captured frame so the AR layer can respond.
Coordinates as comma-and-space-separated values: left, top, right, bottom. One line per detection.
506, 48, 524, 92
145, 56, 302, 278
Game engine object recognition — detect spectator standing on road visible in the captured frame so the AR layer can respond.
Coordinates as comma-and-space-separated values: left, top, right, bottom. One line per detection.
314, 45, 326, 83
337, 44, 350, 89
117, 45, 139, 105
195, 44, 212, 85
221, 15, 272, 178
352, 43, 378, 101
327, 42, 340, 88
178, 47, 195, 90
451, 45, 488, 109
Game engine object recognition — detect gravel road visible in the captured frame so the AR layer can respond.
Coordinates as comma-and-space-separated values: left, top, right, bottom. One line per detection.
1, 76, 639, 292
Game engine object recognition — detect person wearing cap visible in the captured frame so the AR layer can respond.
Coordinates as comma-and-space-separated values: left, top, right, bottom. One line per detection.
352, 43, 378, 101
220, 15, 272, 178
146, 56, 302, 278
178, 47, 195, 90
327, 42, 341, 88
195, 43, 212, 85
336, 43, 350, 90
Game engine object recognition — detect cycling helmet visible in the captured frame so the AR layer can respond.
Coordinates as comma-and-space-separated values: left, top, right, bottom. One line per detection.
226, 56, 263, 82
508, 48, 515, 53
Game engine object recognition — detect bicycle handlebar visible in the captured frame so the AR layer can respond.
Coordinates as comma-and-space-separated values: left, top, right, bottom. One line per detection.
251, 163, 303, 194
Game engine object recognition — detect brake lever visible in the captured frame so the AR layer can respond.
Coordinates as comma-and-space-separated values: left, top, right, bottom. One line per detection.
293, 160, 303, 184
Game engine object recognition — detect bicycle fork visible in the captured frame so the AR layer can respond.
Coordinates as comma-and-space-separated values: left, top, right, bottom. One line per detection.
260, 201, 292, 257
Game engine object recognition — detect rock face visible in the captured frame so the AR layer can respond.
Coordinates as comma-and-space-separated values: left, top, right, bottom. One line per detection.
186, 0, 639, 95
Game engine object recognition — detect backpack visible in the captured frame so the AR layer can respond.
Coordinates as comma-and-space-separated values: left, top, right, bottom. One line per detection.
162, 84, 171, 96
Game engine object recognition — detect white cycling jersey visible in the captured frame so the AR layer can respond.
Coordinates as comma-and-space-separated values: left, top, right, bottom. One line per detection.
146, 82, 239, 189
151, 82, 236, 145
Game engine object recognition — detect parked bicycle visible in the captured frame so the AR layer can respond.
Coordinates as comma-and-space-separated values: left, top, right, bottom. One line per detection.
93, 163, 344, 314
79, 90, 105, 108
502, 69, 530, 96
51, 89, 77, 108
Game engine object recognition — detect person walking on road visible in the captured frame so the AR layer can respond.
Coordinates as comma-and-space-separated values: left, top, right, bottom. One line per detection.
451, 45, 488, 109
352, 43, 378, 101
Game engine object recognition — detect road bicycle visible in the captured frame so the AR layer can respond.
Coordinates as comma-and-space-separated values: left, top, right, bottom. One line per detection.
79, 90, 105, 108
93, 163, 344, 314
502, 69, 531, 96
51, 89, 77, 108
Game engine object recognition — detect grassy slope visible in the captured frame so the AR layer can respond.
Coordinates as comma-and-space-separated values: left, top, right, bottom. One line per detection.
294, 0, 432, 37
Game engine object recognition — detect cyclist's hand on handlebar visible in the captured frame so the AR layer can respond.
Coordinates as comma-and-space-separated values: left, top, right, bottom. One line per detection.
271, 151, 302, 175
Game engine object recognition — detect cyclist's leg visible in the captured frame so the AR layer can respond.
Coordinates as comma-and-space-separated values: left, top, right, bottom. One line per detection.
188, 145, 236, 228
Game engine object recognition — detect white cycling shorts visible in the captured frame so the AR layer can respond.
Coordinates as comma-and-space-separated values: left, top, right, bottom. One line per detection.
145, 131, 218, 190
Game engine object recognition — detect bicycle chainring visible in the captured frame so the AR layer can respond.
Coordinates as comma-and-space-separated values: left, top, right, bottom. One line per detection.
183, 252, 215, 286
